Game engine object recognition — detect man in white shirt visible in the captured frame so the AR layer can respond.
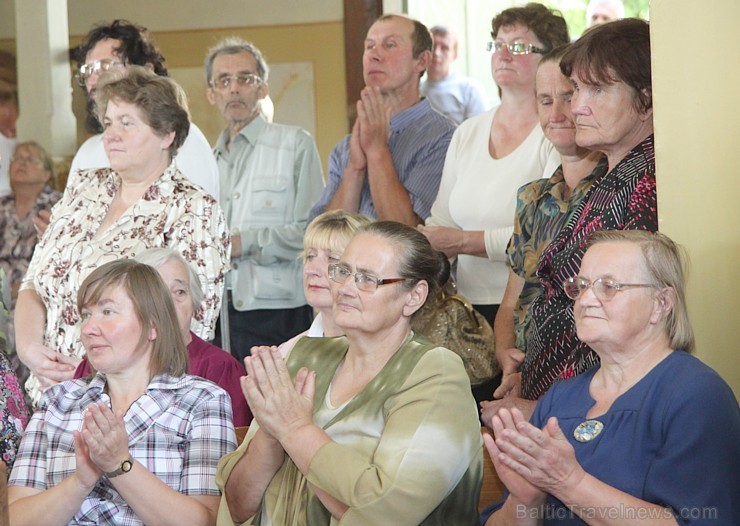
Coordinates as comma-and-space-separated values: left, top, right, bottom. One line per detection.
69, 20, 219, 198
420, 25, 488, 125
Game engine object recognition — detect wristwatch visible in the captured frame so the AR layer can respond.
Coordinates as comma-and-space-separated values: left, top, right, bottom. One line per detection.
105, 456, 134, 478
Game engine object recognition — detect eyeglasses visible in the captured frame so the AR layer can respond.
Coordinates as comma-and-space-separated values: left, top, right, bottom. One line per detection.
563, 276, 655, 302
486, 41, 547, 55
209, 74, 262, 90
328, 263, 408, 292
75, 59, 126, 86
10, 155, 44, 166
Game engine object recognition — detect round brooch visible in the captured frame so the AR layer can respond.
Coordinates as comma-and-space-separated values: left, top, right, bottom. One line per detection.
573, 420, 604, 442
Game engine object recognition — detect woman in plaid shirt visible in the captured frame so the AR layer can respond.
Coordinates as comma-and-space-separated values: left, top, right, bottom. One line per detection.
8, 259, 236, 525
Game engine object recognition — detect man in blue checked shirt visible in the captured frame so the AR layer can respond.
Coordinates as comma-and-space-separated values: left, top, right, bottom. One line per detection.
309, 14, 456, 227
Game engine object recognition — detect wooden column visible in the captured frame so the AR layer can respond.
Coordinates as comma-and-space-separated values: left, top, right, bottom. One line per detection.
342, 0, 382, 128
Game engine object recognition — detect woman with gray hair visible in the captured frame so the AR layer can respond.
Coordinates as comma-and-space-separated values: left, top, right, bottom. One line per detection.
15, 66, 230, 406
482, 230, 739, 524
73, 248, 251, 426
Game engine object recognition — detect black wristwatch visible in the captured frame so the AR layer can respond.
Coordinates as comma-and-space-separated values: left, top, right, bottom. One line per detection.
105, 456, 134, 478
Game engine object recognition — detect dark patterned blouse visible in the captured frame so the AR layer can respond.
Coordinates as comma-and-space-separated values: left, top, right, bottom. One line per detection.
522, 135, 658, 400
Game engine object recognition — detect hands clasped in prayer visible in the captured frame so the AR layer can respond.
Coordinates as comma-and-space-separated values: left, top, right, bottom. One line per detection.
74, 403, 130, 489
242, 347, 316, 443
484, 407, 582, 508
348, 86, 392, 175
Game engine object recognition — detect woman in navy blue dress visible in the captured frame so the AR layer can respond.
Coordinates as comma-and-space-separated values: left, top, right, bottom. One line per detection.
482, 230, 739, 525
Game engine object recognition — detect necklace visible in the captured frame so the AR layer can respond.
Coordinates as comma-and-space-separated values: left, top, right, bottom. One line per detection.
573, 419, 604, 442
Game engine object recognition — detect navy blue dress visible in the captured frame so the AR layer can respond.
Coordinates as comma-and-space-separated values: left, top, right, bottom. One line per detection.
481, 351, 740, 525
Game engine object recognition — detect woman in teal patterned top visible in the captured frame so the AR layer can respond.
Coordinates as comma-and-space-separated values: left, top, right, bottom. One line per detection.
216, 221, 483, 525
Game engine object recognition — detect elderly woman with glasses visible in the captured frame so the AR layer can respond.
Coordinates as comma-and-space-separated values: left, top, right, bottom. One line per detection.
216, 222, 483, 525
482, 230, 740, 525
419, 3, 568, 403
14, 66, 230, 406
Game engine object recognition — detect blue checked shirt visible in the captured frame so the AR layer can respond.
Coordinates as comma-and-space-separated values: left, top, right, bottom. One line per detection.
309, 98, 456, 222
10, 372, 237, 525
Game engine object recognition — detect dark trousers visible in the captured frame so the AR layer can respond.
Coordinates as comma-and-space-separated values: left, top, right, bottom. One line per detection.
471, 303, 502, 411
213, 302, 314, 362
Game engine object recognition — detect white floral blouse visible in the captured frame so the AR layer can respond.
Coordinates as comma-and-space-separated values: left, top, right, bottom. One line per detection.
21, 161, 230, 403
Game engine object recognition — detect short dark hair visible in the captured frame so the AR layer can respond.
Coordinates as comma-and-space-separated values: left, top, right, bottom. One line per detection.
95, 66, 190, 157
376, 14, 433, 77
491, 3, 569, 54
77, 259, 188, 378
71, 19, 167, 76
560, 18, 652, 114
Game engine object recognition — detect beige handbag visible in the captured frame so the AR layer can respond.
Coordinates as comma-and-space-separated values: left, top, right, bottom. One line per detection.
412, 281, 500, 387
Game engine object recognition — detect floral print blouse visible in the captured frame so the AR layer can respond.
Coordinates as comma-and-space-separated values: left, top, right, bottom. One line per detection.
21, 161, 230, 404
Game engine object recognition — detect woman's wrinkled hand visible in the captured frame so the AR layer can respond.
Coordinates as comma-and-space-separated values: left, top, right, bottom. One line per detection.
242, 347, 316, 443
490, 408, 585, 499
25, 343, 79, 384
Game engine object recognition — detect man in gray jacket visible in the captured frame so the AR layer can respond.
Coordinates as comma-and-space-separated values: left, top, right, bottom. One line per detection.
206, 37, 324, 360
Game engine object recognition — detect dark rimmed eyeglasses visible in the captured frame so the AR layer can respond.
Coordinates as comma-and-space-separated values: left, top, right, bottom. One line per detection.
328, 263, 407, 292
563, 276, 656, 302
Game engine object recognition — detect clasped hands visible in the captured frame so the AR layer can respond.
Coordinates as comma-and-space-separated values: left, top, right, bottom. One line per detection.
74, 402, 131, 491
348, 86, 392, 173
242, 347, 316, 444
484, 408, 585, 508
26, 343, 80, 388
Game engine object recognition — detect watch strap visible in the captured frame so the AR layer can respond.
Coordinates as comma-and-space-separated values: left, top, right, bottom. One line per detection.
105, 456, 133, 478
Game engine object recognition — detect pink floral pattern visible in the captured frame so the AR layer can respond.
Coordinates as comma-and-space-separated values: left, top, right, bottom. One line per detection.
21, 162, 230, 403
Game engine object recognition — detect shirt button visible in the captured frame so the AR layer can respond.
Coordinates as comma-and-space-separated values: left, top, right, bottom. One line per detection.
233, 192, 240, 200
236, 300, 244, 308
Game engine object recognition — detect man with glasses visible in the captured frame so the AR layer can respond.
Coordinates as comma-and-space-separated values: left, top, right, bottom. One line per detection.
308, 15, 455, 227
205, 37, 324, 361
68, 19, 219, 198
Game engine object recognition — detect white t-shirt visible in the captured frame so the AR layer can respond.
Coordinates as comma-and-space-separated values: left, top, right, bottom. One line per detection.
69, 122, 219, 199
426, 107, 560, 305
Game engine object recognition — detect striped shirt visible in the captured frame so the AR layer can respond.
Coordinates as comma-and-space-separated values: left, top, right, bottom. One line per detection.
10, 373, 236, 525
309, 98, 455, 222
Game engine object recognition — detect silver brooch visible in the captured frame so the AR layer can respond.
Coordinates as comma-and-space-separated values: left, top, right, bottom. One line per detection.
573, 420, 604, 442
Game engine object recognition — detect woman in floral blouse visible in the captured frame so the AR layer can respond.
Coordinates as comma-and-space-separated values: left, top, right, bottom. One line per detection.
15, 66, 230, 405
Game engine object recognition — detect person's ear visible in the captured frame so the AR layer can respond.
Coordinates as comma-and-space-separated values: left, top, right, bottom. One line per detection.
206, 86, 217, 105
403, 280, 428, 317
650, 287, 674, 324
160, 130, 176, 151
414, 50, 432, 76
148, 324, 158, 341
257, 81, 269, 101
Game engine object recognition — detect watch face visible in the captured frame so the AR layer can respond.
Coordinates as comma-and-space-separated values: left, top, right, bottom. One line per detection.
121, 459, 133, 473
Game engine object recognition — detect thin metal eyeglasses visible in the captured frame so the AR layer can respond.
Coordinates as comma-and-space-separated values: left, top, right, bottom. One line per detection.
328, 263, 408, 292
75, 59, 126, 86
10, 155, 44, 166
563, 276, 656, 302
486, 41, 547, 55
210, 74, 262, 90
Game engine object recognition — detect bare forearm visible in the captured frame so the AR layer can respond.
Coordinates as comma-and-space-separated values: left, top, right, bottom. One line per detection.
225, 431, 286, 522
112, 462, 218, 526
15, 288, 46, 354
9, 477, 93, 526
486, 498, 543, 526
365, 149, 419, 226
494, 306, 517, 362
326, 167, 365, 214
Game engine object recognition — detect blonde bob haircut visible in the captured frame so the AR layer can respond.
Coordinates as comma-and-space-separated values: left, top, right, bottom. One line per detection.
303, 210, 372, 263
77, 259, 188, 378
586, 230, 695, 353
